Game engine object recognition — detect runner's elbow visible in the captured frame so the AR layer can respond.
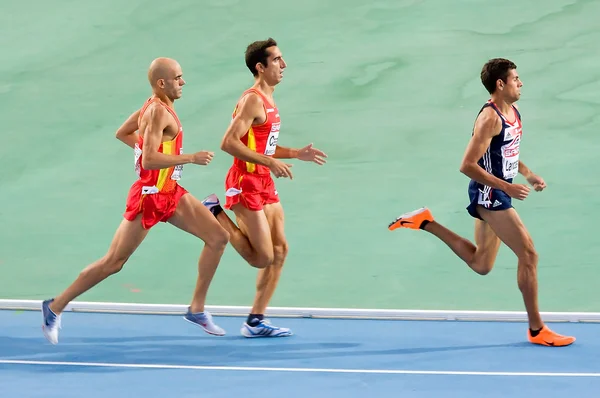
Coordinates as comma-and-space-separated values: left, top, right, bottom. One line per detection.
459, 162, 469, 175
141, 156, 156, 170
220, 138, 233, 154
459, 161, 475, 176
115, 129, 126, 141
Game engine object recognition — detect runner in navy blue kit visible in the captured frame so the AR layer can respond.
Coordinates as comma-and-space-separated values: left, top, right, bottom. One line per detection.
387, 58, 575, 347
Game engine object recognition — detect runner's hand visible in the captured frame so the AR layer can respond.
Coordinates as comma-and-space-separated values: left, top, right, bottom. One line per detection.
297, 143, 327, 165
268, 158, 293, 179
505, 183, 530, 200
192, 151, 214, 165
526, 174, 547, 192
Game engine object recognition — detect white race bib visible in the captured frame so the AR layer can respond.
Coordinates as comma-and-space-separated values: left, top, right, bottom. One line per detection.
264, 122, 280, 156
134, 143, 142, 176
502, 144, 519, 179
501, 124, 521, 180
171, 148, 184, 180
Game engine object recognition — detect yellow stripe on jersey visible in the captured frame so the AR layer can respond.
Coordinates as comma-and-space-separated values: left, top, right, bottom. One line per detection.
156, 140, 174, 191
246, 127, 256, 173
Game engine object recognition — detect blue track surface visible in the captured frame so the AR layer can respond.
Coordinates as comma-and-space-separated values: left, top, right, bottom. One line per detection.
1, 310, 599, 397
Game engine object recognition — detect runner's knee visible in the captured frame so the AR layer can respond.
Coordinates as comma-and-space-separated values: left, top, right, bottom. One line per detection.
249, 251, 274, 269
272, 241, 289, 267
205, 227, 230, 251
98, 253, 130, 275
518, 242, 538, 267
471, 261, 494, 275
250, 241, 286, 269
468, 247, 495, 275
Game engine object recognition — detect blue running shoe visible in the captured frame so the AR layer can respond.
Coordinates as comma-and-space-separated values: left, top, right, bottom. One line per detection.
241, 319, 292, 338
183, 308, 226, 336
201, 194, 221, 214
41, 299, 61, 345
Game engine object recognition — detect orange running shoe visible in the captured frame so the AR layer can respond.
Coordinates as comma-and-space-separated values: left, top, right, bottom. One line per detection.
528, 326, 576, 347
388, 207, 434, 231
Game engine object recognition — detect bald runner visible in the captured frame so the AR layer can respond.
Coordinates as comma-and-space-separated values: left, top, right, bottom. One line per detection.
42, 58, 231, 344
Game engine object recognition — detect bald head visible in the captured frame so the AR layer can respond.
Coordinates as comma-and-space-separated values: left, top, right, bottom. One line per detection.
148, 57, 180, 87
147, 57, 185, 101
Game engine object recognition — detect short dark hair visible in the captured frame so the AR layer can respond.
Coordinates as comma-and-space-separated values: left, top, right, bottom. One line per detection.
245, 38, 278, 76
480, 58, 517, 94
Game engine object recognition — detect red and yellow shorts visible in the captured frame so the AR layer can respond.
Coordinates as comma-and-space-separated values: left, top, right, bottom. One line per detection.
224, 166, 279, 211
123, 180, 188, 229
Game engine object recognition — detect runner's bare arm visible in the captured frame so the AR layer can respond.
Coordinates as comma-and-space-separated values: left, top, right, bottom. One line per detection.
518, 160, 533, 179
115, 109, 141, 149
140, 105, 194, 170
220, 94, 275, 167
273, 146, 299, 159
459, 108, 511, 191
276, 143, 328, 165
518, 160, 547, 191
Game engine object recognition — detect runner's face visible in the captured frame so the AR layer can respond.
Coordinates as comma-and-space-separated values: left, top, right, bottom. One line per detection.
162, 64, 186, 100
261, 46, 286, 85
500, 69, 522, 102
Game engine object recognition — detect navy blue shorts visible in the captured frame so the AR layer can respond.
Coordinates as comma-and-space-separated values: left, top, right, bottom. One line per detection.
466, 180, 513, 220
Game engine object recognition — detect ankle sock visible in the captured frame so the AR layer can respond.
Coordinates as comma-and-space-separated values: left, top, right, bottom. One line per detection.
211, 204, 223, 217
247, 314, 264, 326
530, 327, 543, 337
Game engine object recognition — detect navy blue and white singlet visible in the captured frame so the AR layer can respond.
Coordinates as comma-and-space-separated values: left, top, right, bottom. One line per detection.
466, 100, 523, 220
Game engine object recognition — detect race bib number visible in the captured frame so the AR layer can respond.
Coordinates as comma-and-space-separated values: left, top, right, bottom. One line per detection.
502, 146, 519, 179
264, 122, 280, 156
503, 158, 519, 179
134, 143, 142, 176
172, 164, 183, 180
171, 148, 184, 180
502, 127, 521, 180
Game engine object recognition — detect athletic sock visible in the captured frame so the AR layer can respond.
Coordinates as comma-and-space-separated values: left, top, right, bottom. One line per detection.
530, 327, 543, 337
211, 204, 223, 217
247, 314, 263, 326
